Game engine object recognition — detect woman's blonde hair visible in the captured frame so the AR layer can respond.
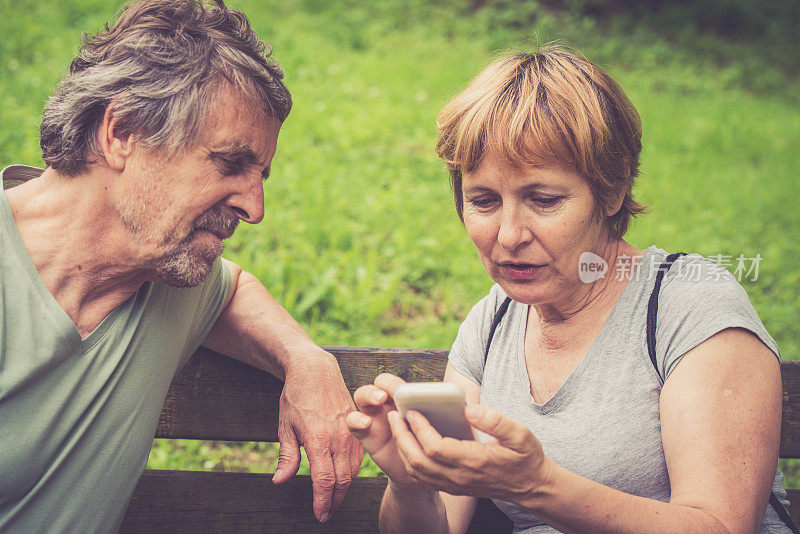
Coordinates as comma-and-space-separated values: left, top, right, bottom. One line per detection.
436, 44, 647, 239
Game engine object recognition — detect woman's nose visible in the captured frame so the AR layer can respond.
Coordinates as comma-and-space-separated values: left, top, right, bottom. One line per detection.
497, 206, 534, 251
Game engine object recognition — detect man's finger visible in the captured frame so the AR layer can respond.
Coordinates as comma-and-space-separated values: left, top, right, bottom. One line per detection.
273, 426, 301, 484
329, 447, 354, 514
306, 446, 336, 523
464, 404, 528, 451
349, 440, 364, 480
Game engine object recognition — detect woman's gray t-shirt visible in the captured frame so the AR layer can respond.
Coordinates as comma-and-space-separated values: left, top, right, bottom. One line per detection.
448, 246, 789, 533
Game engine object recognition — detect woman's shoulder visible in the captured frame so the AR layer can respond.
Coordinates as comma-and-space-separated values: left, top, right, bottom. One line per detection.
447, 284, 519, 385
644, 246, 748, 299
483, 283, 512, 312
458, 283, 512, 326
642, 246, 780, 377
642, 245, 763, 331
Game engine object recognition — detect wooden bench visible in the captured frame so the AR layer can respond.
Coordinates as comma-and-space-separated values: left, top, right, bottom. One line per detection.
120, 347, 800, 533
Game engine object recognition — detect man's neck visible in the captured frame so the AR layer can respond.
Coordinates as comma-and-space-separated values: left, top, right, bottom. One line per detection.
5, 167, 150, 338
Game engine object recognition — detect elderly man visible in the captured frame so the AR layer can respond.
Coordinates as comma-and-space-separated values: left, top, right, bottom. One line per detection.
0, 0, 362, 531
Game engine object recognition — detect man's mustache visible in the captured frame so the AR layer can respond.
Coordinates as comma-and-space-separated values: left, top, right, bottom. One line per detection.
193, 208, 239, 240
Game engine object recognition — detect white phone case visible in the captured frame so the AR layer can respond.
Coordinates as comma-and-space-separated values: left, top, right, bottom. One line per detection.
393, 382, 474, 440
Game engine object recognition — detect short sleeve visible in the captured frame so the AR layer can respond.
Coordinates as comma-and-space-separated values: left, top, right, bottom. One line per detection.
448, 284, 509, 386
654, 255, 780, 381
176, 257, 233, 367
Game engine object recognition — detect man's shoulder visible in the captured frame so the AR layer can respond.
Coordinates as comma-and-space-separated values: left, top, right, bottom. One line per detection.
1, 165, 44, 190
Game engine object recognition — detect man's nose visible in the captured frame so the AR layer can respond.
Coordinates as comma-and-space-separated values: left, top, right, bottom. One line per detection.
497, 205, 534, 252
226, 176, 265, 224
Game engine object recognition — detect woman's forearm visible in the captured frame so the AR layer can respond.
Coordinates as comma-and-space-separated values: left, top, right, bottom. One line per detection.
380, 481, 450, 534
519, 461, 731, 534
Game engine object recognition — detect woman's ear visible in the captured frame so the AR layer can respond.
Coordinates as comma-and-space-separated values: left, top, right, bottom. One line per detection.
605, 161, 631, 217
97, 103, 133, 171
606, 192, 626, 218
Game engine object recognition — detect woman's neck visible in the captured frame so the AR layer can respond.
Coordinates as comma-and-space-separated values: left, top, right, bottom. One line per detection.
529, 239, 644, 352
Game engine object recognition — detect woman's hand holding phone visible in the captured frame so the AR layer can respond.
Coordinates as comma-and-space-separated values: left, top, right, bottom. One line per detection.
346, 373, 417, 486
348, 373, 553, 506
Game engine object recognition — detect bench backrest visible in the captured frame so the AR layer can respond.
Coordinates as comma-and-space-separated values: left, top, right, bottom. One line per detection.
120, 347, 800, 533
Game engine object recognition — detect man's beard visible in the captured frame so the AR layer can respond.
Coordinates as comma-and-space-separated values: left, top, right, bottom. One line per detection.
118, 188, 239, 287
152, 208, 239, 287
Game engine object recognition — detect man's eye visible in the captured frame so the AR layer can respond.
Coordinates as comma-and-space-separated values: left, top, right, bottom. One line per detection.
218, 159, 244, 176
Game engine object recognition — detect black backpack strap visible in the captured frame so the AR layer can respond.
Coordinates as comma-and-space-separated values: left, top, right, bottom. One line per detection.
646, 251, 798, 533
771, 492, 800, 533
646, 252, 686, 381
484, 297, 512, 365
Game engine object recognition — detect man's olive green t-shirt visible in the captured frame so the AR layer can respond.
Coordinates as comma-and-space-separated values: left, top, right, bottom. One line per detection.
0, 165, 232, 532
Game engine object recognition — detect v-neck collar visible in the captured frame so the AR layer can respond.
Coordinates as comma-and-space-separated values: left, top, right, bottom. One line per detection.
514, 247, 654, 414
1, 165, 128, 354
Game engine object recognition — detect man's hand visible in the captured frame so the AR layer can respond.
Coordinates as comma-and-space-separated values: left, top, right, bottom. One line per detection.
271, 348, 364, 523
202, 262, 363, 523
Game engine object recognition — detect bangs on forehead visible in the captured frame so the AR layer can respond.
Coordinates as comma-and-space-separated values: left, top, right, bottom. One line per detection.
441, 51, 611, 177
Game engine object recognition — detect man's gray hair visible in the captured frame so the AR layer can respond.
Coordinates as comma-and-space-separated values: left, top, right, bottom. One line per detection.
40, 0, 292, 175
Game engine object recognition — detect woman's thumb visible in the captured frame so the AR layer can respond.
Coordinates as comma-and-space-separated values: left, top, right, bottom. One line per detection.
465, 404, 528, 451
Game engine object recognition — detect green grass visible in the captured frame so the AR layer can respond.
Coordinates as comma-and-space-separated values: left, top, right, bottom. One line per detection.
2, 0, 799, 485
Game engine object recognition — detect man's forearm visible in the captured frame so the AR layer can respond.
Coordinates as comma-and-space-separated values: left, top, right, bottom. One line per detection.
202, 265, 322, 379
380, 481, 449, 534
203, 261, 361, 523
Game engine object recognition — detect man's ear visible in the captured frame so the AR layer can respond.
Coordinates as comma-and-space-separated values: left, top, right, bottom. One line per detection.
98, 103, 133, 171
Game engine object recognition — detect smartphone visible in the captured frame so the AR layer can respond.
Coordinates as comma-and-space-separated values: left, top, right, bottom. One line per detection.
393, 382, 474, 440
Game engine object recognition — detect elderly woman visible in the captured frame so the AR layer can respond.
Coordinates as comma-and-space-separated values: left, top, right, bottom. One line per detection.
346, 46, 793, 533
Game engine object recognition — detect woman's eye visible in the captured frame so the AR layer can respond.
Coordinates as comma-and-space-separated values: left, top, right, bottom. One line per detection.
533, 196, 561, 207
469, 197, 496, 208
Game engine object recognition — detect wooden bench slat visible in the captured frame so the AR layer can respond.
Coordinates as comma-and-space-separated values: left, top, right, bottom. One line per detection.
780, 361, 800, 457
123, 471, 799, 532
155, 346, 449, 441
158, 349, 800, 460
121, 471, 384, 533
787, 489, 800, 526
122, 470, 511, 533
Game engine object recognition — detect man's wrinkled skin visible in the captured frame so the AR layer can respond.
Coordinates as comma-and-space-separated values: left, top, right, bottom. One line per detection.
6, 86, 363, 523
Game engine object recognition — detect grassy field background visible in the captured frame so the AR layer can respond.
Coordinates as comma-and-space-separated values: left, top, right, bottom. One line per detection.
2, 0, 798, 485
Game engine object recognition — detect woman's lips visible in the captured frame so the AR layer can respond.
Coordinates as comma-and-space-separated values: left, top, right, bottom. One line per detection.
498, 262, 546, 280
